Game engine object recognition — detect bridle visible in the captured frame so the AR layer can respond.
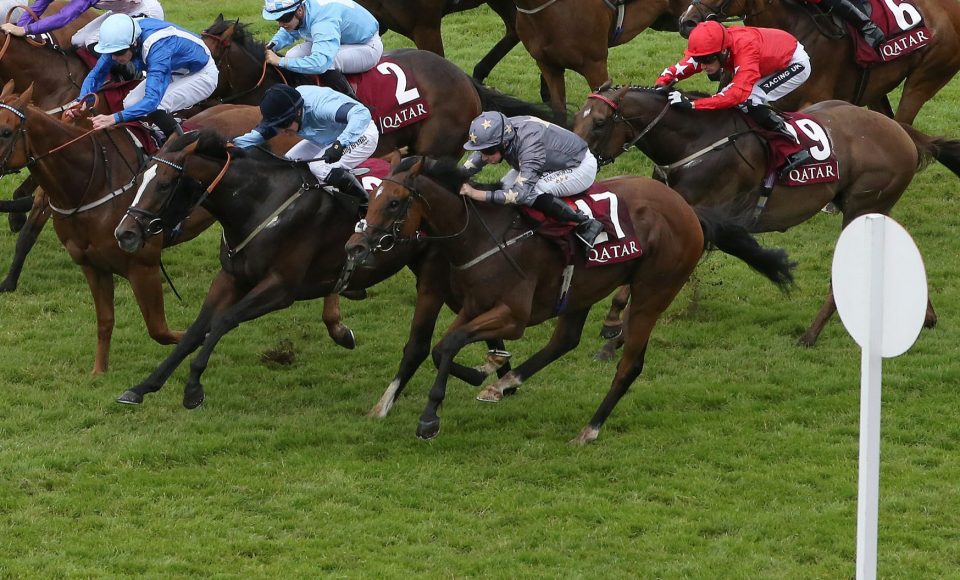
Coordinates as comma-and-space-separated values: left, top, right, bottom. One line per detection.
0, 101, 28, 174
123, 146, 233, 239
201, 27, 287, 104
586, 89, 671, 167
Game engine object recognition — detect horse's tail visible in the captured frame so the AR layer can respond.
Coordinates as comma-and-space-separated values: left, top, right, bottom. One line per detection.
898, 122, 960, 177
694, 205, 796, 292
469, 78, 558, 125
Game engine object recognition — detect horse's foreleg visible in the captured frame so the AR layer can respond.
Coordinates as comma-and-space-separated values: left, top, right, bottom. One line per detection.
117, 271, 238, 405
181, 278, 296, 409
0, 198, 49, 293
411, 23, 445, 56
472, 32, 519, 83
536, 62, 568, 125
80, 266, 116, 374
798, 283, 836, 347
321, 293, 355, 350
6, 176, 36, 232
128, 263, 182, 345
477, 309, 590, 403
599, 284, 630, 339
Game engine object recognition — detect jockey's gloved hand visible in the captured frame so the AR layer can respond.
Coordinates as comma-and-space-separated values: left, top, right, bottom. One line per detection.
667, 91, 694, 109
653, 81, 675, 94
321, 141, 344, 163
265, 42, 276, 51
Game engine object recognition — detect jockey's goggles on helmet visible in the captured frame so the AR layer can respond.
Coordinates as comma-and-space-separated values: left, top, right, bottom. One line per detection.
277, 10, 298, 23
480, 145, 500, 156
696, 53, 721, 65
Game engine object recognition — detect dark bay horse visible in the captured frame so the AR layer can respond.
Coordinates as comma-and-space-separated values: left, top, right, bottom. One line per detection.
355, 1, 519, 82
113, 130, 509, 410
514, 0, 690, 120
345, 156, 795, 444
678, 0, 960, 124
200, 17, 549, 155
573, 86, 960, 345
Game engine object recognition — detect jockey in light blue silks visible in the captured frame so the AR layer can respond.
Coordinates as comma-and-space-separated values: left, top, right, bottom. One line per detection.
65, 14, 219, 141
0, 0, 163, 50
261, 0, 382, 100
232, 84, 378, 203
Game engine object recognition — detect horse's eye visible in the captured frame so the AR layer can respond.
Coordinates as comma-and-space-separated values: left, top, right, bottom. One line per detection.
388, 199, 400, 209
0, 128, 13, 138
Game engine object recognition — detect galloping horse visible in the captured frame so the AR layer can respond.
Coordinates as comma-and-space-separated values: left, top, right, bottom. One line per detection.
200, 17, 549, 155
345, 156, 795, 443
677, 0, 960, 124
573, 86, 960, 345
0, 88, 303, 373
514, 0, 690, 121
113, 130, 510, 410
355, 1, 518, 82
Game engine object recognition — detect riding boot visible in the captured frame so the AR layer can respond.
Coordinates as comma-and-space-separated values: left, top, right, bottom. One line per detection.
326, 166, 369, 215
319, 69, 358, 101
747, 103, 797, 143
779, 149, 813, 175
532, 194, 605, 249
820, 0, 886, 49
146, 109, 183, 143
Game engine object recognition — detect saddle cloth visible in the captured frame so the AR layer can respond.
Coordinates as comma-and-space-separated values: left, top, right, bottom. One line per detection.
520, 182, 643, 268
347, 58, 431, 134
748, 113, 841, 187
848, 0, 932, 66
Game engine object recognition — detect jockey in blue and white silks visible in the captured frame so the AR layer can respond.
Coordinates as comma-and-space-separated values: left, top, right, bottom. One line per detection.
70, 14, 218, 139
261, 0, 382, 99
232, 84, 378, 202
1, 0, 163, 49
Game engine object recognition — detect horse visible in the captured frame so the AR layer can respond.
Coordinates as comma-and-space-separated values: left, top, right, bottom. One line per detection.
355, 0, 519, 82
0, 87, 306, 374
199, 17, 550, 156
677, 0, 960, 124
573, 85, 960, 346
112, 130, 511, 410
513, 0, 690, 121
344, 156, 795, 443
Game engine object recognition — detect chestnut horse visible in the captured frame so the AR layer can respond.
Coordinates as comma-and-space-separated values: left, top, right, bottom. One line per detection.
113, 130, 510, 410
200, 17, 548, 154
345, 156, 795, 444
355, 1, 518, 82
514, 0, 690, 121
573, 86, 960, 346
677, 0, 960, 124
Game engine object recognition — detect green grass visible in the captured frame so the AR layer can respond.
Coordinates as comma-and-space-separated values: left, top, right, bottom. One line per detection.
1, 1, 959, 576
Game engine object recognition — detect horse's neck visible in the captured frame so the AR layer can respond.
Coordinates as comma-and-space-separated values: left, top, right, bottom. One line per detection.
747, 0, 817, 34
24, 110, 115, 203
0, 42, 84, 108
205, 160, 313, 234
634, 104, 758, 167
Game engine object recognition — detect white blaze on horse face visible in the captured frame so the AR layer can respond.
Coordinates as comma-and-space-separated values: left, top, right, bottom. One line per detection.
375, 185, 384, 199
582, 107, 592, 118
133, 164, 158, 206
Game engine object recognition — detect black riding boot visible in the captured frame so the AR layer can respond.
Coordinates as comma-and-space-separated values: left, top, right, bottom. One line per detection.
319, 69, 358, 100
146, 109, 183, 142
747, 103, 796, 141
532, 194, 605, 249
327, 167, 369, 214
821, 0, 886, 49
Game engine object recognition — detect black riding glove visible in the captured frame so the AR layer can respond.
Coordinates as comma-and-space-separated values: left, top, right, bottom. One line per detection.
321, 141, 344, 163
667, 91, 694, 109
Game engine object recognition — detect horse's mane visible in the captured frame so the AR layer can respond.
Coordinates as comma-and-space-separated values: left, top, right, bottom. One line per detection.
205, 18, 317, 87
400, 156, 469, 193
606, 85, 712, 100
166, 129, 266, 163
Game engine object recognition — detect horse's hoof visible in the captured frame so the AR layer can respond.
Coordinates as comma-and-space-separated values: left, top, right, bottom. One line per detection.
796, 334, 817, 348
183, 389, 205, 410
0, 280, 15, 293
416, 418, 440, 440
476, 385, 503, 403
599, 324, 623, 340
336, 328, 356, 350
570, 426, 600, 445
593, 347, 616, 362
116, 390, 144, 405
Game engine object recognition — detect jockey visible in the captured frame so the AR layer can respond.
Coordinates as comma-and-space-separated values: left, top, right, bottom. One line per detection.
656, 22, 813, 167
1, 0, 164, 51
231, 84, 377, 204
801, 0, 885, 49
459, 111, 605, 249
65, 15, 218, 140
262, 0, 383, 101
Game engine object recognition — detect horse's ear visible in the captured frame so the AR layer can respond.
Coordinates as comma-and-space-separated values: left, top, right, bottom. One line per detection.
0, 79, 15, 100
223, 21, 237, 40
597, 79, 612, 93
16, 83, 34, 108
215, 13, 224, 22
408, 156, 426, 175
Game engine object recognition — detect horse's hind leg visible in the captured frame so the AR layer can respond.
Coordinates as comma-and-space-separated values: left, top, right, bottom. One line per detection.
895, 71, 956, 125
798, 283, 836, 347
599, 284, 630, 339
477, 309, 590, 403
128, 263, 183, 345
0, 197, 49, 292
321, 294, 356, 350
117, 271, 238, 405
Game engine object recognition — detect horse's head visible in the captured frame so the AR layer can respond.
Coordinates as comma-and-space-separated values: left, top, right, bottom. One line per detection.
201, 14, 239, 60
574, 83, 674, 167
114, 131, 223, 253
0, 80, 34, 173
679, 0, 743, 37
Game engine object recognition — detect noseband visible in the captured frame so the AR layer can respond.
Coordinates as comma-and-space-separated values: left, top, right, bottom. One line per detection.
352, 176, 421, 253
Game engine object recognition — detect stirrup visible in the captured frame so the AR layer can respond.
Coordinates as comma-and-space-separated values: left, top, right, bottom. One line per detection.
780, 149, 813, 175
575, 219, 604, 249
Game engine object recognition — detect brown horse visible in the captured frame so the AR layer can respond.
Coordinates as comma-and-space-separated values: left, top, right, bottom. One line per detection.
677, 0, 960, 123
112, 130, 510, 409
514, 0, 690, 120
573, 86, 960, 346
200, 17, 548, 155
355, 1, 519, 82
0, 88, 304, 373
344, 156, 794, 443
